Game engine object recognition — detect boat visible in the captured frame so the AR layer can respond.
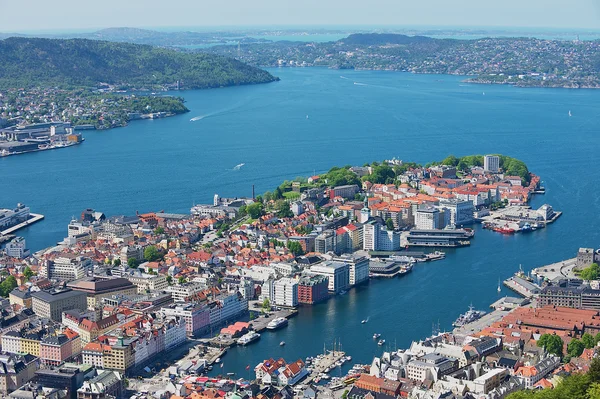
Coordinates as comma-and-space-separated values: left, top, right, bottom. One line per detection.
521, 223, 533, 232
306, 115, 309, 119
569, 110, 572, 117
361, 319, 368, 324
497, 279, 501, 293
346, 356, 352, 361
280, 341, 286, 346
463, 228, 475, 238
267, 317, 289, 330
493, 226, 515, 235
237, 331, 261, 346
452, 305, 486, 327
214, 358, 221, 363
233, 163, 245, 170
377, 339, 385, 346
373, 333, 381, 339
227, 372, 235, 376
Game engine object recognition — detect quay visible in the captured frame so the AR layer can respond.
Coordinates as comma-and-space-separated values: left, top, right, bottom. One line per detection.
0, 213, 44, 235
531, 257, 578, 281
453, 307, 513, 336
304, 350, 346, 385
503, 276, 541, 298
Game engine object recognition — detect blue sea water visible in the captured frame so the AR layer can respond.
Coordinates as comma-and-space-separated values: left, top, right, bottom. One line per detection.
2, 68, 600, 375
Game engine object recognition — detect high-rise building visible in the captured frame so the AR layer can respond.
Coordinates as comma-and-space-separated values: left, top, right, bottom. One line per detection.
310, 261, 349, 293
4, 237, 29, 259
273, 278, 299, 308
484, 155, 500, 173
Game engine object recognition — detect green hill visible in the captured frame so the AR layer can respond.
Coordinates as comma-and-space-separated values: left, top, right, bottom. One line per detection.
0, 37, 278, 90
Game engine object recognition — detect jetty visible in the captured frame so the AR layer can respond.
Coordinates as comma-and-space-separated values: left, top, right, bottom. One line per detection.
0, 213, 44, 235
503, 276, 541, 298
304, 350, 346, 385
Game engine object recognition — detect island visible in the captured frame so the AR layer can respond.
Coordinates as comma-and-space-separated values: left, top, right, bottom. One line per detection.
207, 33, 600, 89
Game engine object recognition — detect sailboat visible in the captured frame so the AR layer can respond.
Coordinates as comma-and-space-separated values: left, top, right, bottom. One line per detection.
497, 279, 502, 293
569, 110, 572, 117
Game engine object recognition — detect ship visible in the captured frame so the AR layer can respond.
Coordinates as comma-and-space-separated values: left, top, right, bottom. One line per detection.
237, 331, 261, 346
267, 317, 289, 330
452, 304, 486, 327
493, 226, 515, 235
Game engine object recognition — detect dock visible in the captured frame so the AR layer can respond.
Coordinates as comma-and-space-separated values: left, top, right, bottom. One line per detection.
453, 307, 513, 336
503, 276, 541, 298
530, 257, 578, 281
304, 351, 346, 385
0, 213, 44, 235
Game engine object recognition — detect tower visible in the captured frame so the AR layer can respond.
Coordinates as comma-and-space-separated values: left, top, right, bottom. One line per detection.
359, 196, 370, 223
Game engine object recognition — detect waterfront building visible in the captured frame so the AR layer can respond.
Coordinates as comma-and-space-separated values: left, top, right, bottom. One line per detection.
238, 278, 255, 300
67, 277, 137, 309
297, 275, 329, 304
126, 272, 168, 294
354, 374, 402, 396
0, 353, 38, 396
406, 229, 471, 247
332, 253, 370, 286
273, 278, 298, 308
310, 261, 349, 293
0, 204, 30, 230
484, 155, 500, 173
160, 303, 210, 337
577, 248, 600, 268
255, 358, 308, 386
438, 199, 474, 226
4, 237, 30, 259
40, 254, 93, 281
31, 289, 87, 321
67, 219, 96, 238
363, 220, 401, 252
538, 284, 600, 311
415, 205, 448, 230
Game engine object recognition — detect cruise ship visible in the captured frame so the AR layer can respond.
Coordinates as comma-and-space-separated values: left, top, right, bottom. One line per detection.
237, 331, 261, 346
0, 203, 30, 229
267, 317, 289, 330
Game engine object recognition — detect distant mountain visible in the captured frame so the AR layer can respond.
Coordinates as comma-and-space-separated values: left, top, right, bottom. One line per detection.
0, 37, 278, 89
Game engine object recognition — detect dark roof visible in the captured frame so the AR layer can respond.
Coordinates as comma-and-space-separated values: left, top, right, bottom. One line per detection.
498, 357, 518, 368
348, 386, 396, 399
31, 289, 86, 303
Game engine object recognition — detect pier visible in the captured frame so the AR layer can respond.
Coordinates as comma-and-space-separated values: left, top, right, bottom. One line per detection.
530, 257, 578, 281
0, 213, 44, 235
304, 350, 347, 385
503, 276, 541, 298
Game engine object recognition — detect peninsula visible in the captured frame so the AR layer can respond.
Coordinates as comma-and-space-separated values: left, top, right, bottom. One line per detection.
208, 33, 600, 89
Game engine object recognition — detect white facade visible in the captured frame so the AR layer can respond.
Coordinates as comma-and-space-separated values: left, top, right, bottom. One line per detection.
166, 282, 205, 302
333, 254, 370, 286
363, 222, 400, 252
415, 206, 440, 230
5, 237, 29, 259
310, 261, 349, 293
128, 273, 168, 294
273, 278, 298, 307
164, 317, 187, 351
484, 155, 500, 173
438, 199, 474, 226
42, 255, 92, 281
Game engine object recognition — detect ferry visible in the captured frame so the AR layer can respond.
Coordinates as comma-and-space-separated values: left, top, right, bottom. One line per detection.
237, 331, 261, 346
267, 317, 288, 330
452, 305, 486, 327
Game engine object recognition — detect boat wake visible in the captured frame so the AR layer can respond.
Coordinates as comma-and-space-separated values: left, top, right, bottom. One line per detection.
190, 116, 205, 122
354, 82, 368, 86
233, 163, 245, 171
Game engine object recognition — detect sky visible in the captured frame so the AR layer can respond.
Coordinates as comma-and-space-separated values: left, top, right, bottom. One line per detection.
1, 0, 600, 33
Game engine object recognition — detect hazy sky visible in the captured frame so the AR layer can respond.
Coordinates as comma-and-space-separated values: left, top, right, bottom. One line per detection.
1, 0, 600, 33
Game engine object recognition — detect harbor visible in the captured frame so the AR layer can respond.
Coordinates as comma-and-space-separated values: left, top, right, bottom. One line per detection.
0, 213, 45, 235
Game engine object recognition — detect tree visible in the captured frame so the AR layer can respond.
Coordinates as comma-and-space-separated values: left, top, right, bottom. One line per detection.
246, 202, 264, 219
178, 276, 186, 285
386, 218, 395, 231
589, 358, 600, 383
582, 333, 596, 349
262, 298, 270, 312
537, 333, 564, 357
274, 186, 284, 200
568, 338, 585, 358
342, 390, 349, 399
166, 275, 173, 285
113, 258, 121, 267
287, 240, 304, 256
154, 226, 165, 235
144, 245, 162, 262
580, 263, 600, 281
23, 266, 34, 280
0, 276, 17, 297
276, 200, 293, 218
255, 195, 263, 204
127, 257, 140, 268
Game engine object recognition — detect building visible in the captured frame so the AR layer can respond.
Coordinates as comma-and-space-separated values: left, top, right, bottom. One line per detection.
77, 370, 123, 399
9, 288, 32, 310
363, 220, 401, 252
166, 282, 205, 302
332, 253, 369, 286
315, 230, 336, 254
406, 229, 471, 247
39, 331, 81, 366
0, 204, 30, 229
310, 261, 349, 293
515, 356, 560, 388
160, 303, 210, 337
127, 273, 168, 294
415, 205, 444, 230
406, 353, 458, 382
4, 237, 30, 259
273, 278, 298, 308
484, 155, 500, 173
354, 374, 401, 396
297, 275, 329, 304
255, 358, 308, 386
577, 248, 600, 268
119, 245, 144, 265
438, 199, 474, 226
0, 353, 38, 396
34, 364, 93, 399
41, 255, 93, 281
330, 185, 359, 199
67, 277, 137, 309
31, 289, 87, 321
539, 285, 600, 311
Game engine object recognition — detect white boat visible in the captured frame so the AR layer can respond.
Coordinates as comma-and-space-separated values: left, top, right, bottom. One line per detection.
361, 320, 367, 324
569, 110, 572, 117
306, 115, 309, 119
497, 279, 501, 293
233, 163, 245, 170
267, 317, 289, 330
237, 331, 261, 346
378, 339, 385, 346
280, 341, 286, 346
373, 333, 381, 339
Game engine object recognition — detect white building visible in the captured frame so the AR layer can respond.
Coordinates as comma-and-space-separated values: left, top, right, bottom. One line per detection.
333, 254, 370, 286
271, 262, 296, 277
41, 255, 93, 281
274, 278, 299, 307
4, 237, 30, 259
163, 317, 187, 351
363, 221, 401, 252
166, 282, 205, 302
310, 261, 349, 293
484, 155, 500, 173
415, 206, 441, 230
438, 199, 474, 226
127, 273, 168, 294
